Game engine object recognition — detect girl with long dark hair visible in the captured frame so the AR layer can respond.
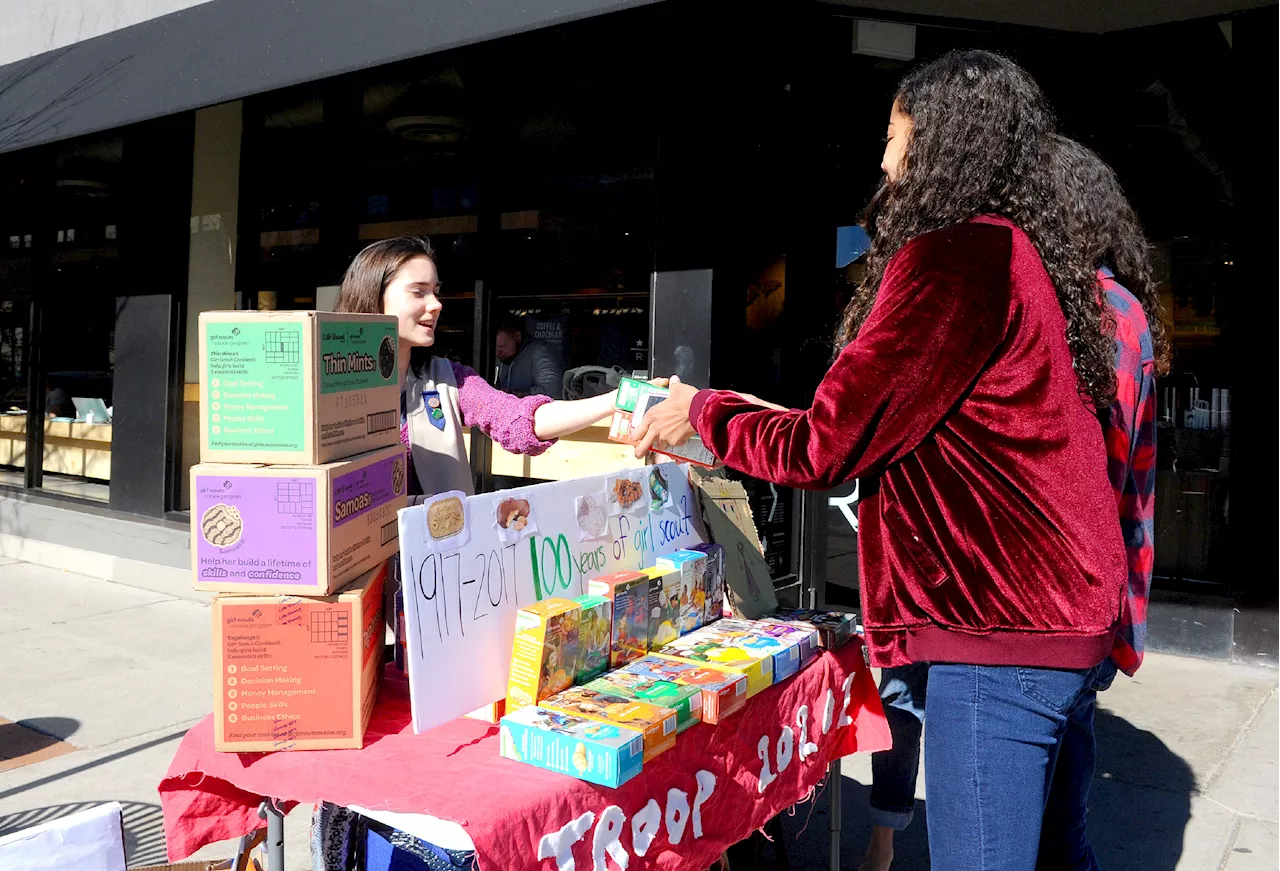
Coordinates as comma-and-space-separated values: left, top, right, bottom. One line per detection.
634, 50, 1127, 866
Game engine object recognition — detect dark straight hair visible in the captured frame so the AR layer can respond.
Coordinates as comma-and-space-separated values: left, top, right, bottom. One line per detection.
335, 236, 436, 314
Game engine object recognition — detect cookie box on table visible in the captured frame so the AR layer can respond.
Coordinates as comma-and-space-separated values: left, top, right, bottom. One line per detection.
687, 542, 725, 624
572, 594, 613, 684
657, 627, 775, 698
641, 564, 682, 649
198, 310, 400, 465
655, 550, 708, 635
211, 560, 386, 752
506, 598, 582, 714
586, 571, 651, 668
585, 669, 703, 733
763, 609, 858, 650
711, 619, 809, 682
499, 706, 644, 788
621, 655, 749, 724
541, 686, 678, 762
191, 444, 407, 595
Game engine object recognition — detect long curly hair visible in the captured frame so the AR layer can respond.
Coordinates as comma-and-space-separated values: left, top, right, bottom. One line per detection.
1048, 134, 1172, 375
837, 50, 1118, 409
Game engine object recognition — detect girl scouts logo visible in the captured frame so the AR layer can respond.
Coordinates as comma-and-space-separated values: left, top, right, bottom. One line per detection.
423, 390, 445, 431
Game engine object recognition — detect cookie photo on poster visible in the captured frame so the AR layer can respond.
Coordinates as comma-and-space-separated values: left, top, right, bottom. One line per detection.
495, 492, 538, 544
422, 489, 471, 551
605, 472, 647, 516
575, 491, 610, 541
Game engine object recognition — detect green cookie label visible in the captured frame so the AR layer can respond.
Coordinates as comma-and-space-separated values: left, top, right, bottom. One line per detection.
319, 321, 398, 395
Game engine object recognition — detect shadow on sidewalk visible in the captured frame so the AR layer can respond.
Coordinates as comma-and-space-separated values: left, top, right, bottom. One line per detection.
0, 799, 167, 867
1088, 708, 1195, 871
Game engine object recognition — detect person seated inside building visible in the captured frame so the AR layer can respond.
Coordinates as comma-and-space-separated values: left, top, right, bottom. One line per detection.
495, 317, 565, 399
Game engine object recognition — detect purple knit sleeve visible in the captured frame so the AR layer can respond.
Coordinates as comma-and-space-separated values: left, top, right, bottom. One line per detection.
451, 361, 557, 456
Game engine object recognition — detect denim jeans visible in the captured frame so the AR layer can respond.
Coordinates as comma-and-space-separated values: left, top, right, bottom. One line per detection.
868, 662, 929, 830
1035, 658, 1116, 871
924, 662, 1106, 871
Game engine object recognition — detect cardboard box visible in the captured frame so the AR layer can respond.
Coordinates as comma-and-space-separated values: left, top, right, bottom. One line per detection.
641, 565, 682, 648
764, 609, 858, 650
212, 560, 386, 752
658, 627, 775, 698
499, 705, 644, 788
713, 618, 810, 681
541, 686, 678, 762
586, 571, 650, 668
608, 378, 717, 467
506, 598, 581, 713
656, 550, 707, 635
688, 542, 725, 624
191, 445, 407, 595
587, 670, 703, 733
572, 594, 613, 684
622, 655, 748, 725
199, 310, 401, 465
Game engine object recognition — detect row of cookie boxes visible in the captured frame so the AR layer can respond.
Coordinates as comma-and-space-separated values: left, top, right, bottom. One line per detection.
499, 613, 856, 788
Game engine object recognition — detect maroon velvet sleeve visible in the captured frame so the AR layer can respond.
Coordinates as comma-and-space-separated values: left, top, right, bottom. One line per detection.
693, 224, 1014, 489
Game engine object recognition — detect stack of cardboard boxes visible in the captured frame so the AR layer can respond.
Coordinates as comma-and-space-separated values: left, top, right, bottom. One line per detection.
192, 311, 408, 751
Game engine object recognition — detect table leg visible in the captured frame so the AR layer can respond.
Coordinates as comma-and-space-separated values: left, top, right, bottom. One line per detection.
258, 799, 286, 871
828, 758, 842, 871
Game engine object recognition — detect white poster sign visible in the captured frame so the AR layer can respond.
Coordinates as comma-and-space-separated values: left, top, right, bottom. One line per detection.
398, 462, 706, 734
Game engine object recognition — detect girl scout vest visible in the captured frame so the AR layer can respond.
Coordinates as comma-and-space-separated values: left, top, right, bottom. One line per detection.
404, 356, 475, 498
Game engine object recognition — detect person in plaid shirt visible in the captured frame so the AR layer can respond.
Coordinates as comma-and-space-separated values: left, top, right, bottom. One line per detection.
1038, 134, 1170, 869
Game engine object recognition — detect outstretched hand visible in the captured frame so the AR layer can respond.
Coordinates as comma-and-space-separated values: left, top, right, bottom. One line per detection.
630, 375, 699, 459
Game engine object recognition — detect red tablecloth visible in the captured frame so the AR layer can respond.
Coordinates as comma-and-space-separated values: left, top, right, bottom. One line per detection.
161, 641, 888, 871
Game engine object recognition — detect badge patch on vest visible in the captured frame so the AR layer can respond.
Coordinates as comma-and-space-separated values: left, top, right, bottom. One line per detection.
423, 390, 446, 431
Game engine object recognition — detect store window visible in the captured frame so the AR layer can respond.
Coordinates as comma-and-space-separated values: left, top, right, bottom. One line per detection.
36, 134, 123, 502
0, 156, 35, 485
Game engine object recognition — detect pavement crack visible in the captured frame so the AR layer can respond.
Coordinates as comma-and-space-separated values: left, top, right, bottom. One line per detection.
1215, 815, 1242, 871
1203, 683, 1278, 792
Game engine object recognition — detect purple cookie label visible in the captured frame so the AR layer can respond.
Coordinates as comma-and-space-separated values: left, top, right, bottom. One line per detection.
331, 452, 404, 528
195, 475, 318, 587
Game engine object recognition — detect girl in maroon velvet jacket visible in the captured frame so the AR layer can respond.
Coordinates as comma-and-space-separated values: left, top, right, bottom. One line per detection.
633, 51, 1127, 869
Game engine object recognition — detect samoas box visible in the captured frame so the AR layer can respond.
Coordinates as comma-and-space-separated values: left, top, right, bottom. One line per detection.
656, 550, 708, 635
499, 705, 644, 788
688, 542, 725, 624
658, 626, 775, 698
586, 571, 650, 668
622, 654, 748, 725
572, 594, 613, 684
191, 444, 406, 595
541, 686, 678, 762
199, 311, 400, 465
506, 598, 581, 713
641, 565, 682, 648
586, 669, 703, 733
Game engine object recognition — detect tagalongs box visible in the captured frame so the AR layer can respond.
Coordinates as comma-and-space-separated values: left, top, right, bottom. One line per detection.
212, 560, 386, 752
191, 445, 406, 595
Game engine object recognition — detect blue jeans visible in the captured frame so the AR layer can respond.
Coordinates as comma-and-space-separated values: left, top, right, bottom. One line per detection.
868, 663, 929, 830
1035, 659, 1116, 871
924, 662, 1107, 871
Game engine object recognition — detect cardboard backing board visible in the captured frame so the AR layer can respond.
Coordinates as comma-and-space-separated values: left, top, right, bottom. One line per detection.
398, 462, 705, 735
211, 561, 387, 752
199, 310, 400, 465
191, 445, 407, 595
688, 469, 778, 618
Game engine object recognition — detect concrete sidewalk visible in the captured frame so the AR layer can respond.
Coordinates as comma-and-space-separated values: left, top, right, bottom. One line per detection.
0, 558, 1275, 870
